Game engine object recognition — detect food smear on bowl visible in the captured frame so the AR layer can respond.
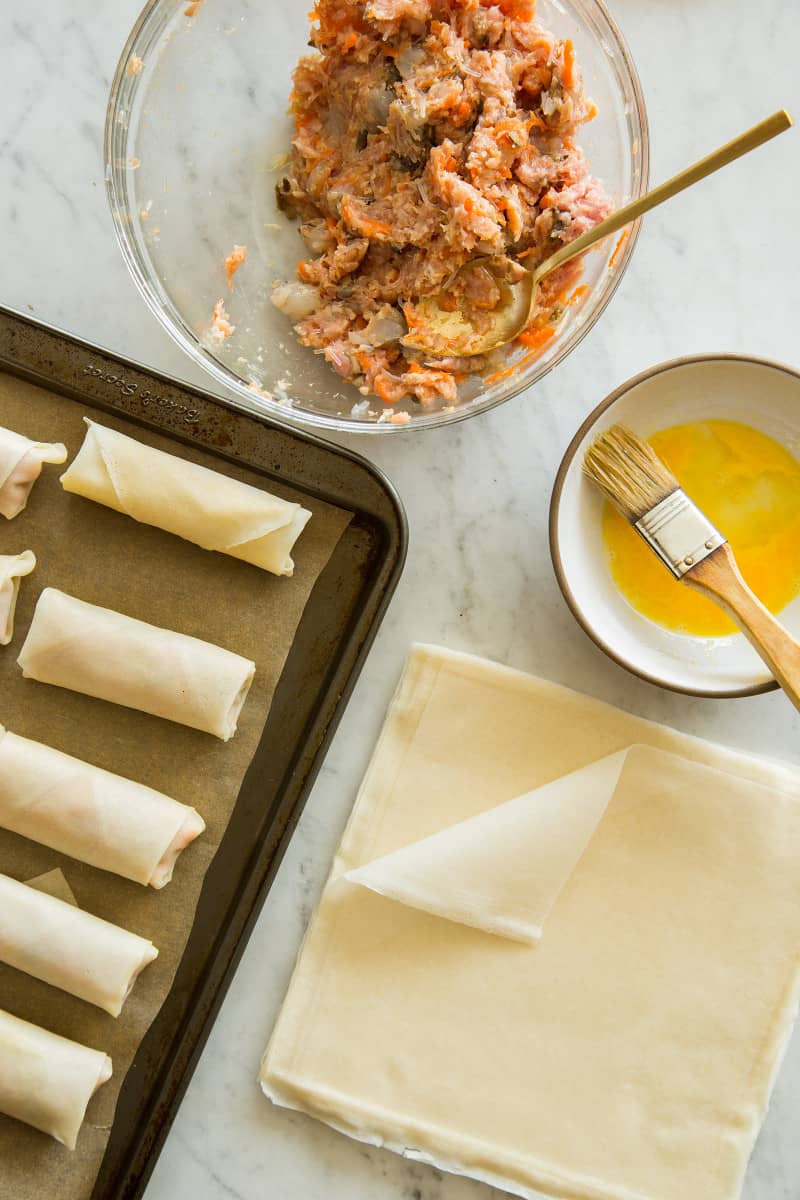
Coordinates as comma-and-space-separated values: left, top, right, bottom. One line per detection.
603, 420, 800, 638
205, 298, 235, 346
272, 0, 611, 411
225, 244, 248, 290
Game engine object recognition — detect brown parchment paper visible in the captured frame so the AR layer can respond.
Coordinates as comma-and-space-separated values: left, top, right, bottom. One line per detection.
0, 372, 351, 1199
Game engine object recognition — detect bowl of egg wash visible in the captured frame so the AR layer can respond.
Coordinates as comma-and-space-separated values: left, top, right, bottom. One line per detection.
549, 355, 800, 697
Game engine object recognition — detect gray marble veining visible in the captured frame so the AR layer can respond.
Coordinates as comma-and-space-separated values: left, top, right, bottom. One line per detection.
2, 2, 800, 1197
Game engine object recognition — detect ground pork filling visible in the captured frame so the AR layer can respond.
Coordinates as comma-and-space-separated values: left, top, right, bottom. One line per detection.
273, 0, 611, 410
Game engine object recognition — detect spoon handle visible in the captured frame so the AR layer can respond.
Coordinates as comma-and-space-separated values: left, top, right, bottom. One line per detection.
533, 109, 793, 283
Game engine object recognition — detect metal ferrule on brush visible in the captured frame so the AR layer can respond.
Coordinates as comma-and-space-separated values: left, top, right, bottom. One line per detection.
634, 489, 727, 579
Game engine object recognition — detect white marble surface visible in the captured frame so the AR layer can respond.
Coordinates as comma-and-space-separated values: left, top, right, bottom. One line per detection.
3, 2, 800, 1198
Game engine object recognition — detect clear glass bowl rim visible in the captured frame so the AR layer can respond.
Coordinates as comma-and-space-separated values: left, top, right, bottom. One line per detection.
104, 0, 650, 435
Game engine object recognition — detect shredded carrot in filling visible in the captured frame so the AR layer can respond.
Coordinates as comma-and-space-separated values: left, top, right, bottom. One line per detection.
561, 39, 575, 89
518, 323, 556, 348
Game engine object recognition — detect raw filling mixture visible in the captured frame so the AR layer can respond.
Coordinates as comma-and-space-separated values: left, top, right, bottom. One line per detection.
273, 0, 611, 412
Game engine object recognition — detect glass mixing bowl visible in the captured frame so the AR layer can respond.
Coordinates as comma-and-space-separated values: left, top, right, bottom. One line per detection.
105, 0, 648, 433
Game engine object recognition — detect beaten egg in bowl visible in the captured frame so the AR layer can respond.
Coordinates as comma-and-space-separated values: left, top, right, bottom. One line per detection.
603, 419, 800, 638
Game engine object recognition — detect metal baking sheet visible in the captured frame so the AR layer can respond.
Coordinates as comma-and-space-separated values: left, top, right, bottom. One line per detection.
0, 305, 407, 1200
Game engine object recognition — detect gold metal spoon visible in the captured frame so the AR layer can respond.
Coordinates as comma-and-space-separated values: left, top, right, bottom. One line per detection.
403, 109, 793, 357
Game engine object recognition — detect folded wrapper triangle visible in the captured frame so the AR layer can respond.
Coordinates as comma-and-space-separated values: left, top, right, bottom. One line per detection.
346, 751, 628, 943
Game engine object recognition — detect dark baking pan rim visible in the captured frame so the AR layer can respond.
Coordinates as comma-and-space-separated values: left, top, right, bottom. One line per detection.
0, 305, 408, 1200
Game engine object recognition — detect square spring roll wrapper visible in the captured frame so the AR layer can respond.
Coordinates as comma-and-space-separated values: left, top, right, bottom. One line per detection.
0, 371, 351, 1195
261, 647, 800, 1200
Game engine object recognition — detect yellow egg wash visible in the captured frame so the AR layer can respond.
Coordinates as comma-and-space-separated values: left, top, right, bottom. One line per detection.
602, 420, 800, 637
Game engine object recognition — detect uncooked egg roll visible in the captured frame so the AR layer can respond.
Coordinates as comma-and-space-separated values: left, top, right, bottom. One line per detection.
0, 425, 67, 519
61, 418, 311, 576
0, 874, 158, 1017
0, 550, 35, 645
0, 1008, 112, 1149
0, 723, 204, 887
18, 587, 255, 740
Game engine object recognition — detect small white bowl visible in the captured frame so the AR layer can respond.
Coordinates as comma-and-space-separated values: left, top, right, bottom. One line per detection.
549, 355, 800, 698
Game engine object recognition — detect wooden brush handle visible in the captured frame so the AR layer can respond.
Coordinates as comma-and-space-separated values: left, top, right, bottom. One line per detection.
686, 543, 800, 712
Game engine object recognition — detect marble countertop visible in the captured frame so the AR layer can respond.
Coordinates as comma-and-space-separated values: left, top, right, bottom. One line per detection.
3, 2, 800, 1198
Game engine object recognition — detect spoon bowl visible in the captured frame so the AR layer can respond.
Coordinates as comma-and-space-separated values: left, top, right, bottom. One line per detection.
403, 259, 534, 357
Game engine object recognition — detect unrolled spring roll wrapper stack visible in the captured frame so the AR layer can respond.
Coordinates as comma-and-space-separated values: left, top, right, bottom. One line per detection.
261, 645, 800, 1200
61, 418, 312, 577
0, 373, 352, 1192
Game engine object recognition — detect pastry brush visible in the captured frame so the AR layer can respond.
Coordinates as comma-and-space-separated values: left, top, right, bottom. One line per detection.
583, 424, 800, 712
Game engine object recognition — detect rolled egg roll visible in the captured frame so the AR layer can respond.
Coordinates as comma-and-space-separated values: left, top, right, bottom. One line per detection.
61, 418, 311, 576
0, 550, 36, 645
0, 874, 158, 1017
0, 723, 205, 887
18, 587, 256, 740
0, 1008, 111, 1149
0, 425, 67, 519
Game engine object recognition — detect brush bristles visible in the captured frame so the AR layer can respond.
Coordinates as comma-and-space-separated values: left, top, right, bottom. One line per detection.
583, 425, 680, 521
